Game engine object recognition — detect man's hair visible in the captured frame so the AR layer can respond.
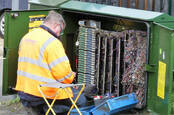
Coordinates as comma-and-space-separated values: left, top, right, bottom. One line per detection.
44, 10, 66, 29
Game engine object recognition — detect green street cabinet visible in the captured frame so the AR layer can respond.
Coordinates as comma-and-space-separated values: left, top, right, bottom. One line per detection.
2, 1, 174, 115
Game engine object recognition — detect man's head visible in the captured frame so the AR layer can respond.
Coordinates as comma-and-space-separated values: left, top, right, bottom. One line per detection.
43, 10, 66, 37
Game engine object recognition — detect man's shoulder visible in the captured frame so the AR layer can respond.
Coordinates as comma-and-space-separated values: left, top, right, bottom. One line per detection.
27, 28, 45, 36
24, 28, 53, 40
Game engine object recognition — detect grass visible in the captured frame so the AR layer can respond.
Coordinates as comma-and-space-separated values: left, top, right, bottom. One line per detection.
0, 95, 20, 106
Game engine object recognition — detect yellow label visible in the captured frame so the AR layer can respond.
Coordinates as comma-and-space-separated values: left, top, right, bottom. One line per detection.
29, 15, 46, 32
29, 15, 46, 18
157, 61, 166, 99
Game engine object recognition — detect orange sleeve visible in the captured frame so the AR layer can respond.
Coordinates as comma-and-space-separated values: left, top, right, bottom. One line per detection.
46, 39, 74, 84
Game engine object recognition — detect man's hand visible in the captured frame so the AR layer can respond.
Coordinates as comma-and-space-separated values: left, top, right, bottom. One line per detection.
72, 72, 78, 89
73, 72, 76, 78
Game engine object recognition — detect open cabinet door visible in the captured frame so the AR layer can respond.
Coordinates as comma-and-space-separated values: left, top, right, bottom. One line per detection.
2, 10, 58, 95
147, 22, 174, 115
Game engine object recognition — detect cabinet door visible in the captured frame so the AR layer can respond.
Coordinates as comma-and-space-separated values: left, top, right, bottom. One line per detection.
147, 22, 174, 115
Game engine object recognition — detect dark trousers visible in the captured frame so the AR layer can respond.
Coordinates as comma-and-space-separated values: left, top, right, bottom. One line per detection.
18, 88, 87, 114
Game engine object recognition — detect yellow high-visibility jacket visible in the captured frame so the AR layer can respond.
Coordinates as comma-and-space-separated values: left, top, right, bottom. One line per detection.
15, 27, 74, 99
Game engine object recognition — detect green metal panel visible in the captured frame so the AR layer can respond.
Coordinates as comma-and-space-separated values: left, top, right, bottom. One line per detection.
29, 0, 68, 9
147, 23, 174, 115
153, 22, 174, 31
153, 13, 174, 23
60, 1, 163, 21
29, 4, 53, 10
3, 10, 54, 95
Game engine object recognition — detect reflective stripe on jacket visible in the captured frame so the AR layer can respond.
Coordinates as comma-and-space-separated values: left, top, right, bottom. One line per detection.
15, 27, 74, 99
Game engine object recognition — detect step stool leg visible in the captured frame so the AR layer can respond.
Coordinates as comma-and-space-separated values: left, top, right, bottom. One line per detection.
38, 86, 56, 115
67, 84, 85, 115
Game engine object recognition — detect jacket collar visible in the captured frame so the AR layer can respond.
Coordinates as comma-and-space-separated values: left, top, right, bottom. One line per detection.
40, 25, 58, 38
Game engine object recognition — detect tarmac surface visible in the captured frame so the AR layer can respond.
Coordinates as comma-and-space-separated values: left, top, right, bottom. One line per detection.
0, 102, 27, 115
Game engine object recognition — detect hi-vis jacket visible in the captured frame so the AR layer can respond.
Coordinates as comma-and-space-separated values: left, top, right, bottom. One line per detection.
15, 27, 74, 99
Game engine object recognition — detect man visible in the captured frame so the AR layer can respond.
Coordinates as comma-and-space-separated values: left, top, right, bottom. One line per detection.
15, 10, 87, 115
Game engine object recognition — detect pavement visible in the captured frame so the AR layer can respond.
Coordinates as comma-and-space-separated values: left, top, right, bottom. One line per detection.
0, 102, 27, 115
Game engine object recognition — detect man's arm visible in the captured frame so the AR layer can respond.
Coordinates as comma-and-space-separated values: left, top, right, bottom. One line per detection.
46, 39, 74, 84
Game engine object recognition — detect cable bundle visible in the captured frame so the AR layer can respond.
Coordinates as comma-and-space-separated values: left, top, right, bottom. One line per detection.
77, 25, 147, 108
